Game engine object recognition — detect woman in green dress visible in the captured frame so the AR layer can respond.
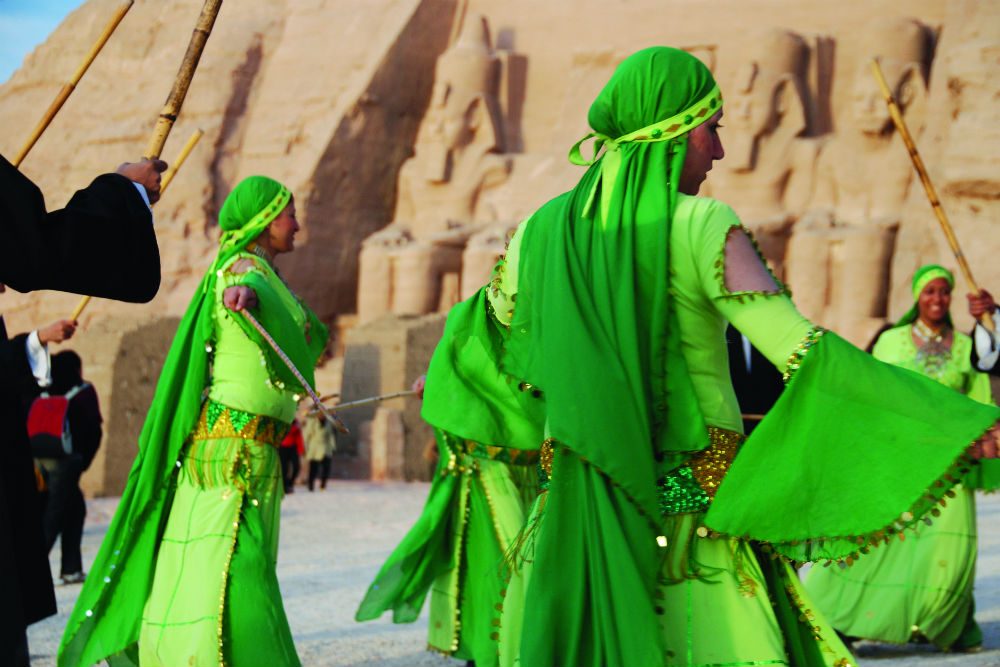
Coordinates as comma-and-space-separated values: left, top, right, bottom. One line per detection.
416, 46, 1000, 667
805, 264, 993, 652
356, 344, 543, 665
59, 176, 328, 667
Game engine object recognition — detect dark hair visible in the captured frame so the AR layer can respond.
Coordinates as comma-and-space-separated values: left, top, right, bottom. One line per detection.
51, 350, 83, 395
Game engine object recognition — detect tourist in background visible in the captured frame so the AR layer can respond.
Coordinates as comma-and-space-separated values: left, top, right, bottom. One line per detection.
280, 418, 305, 493
303, 410, 336, 491
30, 350, 102, 586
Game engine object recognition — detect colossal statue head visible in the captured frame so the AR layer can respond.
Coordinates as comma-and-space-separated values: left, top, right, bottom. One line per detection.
726, 28, 809, 171
850, 18, 933, 135
417, 13, 505, 183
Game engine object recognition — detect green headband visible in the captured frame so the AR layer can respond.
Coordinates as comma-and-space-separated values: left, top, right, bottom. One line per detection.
568, 85, 723, 221
911, 265, 954, 300
895, 264, 955, 328
218, 185, 292, 251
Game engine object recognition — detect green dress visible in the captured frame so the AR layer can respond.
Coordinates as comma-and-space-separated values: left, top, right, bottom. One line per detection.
498, 196, 855, 667
138, 252, 304, 666
356, 258, 543, 665
805, 325, 993, 650
58, 177, 329, 667
409, 48, 1000, 667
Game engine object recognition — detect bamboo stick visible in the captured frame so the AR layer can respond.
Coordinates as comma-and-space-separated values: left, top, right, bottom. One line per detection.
159, 128, 203, 194
12, 1, 134, 167
72, 1, 223, 321
870, 58, 993, 331
70, 295, 91, 321
143, 0, 222, 160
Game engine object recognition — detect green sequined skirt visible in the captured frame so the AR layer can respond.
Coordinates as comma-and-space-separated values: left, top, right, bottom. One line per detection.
138, 400, 299, 667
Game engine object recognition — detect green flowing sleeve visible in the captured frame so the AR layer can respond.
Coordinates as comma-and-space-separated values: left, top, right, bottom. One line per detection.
706, 331, 1000, 562
422, 283, 545, 451
355, 430, 460, 623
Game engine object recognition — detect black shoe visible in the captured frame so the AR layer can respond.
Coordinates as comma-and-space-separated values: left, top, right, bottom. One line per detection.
60, 571, 86, 585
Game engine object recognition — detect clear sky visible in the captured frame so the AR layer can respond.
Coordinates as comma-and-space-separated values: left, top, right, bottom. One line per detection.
0, 0, 85, 83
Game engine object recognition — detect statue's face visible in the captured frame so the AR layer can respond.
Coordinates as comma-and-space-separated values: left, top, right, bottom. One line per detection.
420, 83, 475, 182
730, 62, 777, 139
851, 62, 898, 135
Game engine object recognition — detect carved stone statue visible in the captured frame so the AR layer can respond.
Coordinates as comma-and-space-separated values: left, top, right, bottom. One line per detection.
785, 17, 933, 344
711, 28, 814, 278
357, 14, 511, 323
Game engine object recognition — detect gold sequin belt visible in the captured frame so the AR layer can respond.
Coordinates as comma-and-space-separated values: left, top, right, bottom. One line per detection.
659, 426, 745, 515
459, 439, 539, 465
191, 399, 290, 448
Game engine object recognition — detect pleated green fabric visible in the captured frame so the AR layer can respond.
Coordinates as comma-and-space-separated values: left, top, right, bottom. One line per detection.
59, 176, 327, 667
497, 47, 720, 667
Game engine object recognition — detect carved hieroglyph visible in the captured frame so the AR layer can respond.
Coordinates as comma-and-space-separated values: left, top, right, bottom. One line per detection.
784, 17, 935, 345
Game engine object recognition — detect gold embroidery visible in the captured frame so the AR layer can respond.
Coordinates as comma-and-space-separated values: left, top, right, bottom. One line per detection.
539, 438, 556, 478
687, 426, 744, 499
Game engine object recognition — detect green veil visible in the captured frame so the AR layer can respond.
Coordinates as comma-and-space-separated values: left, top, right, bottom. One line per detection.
504, 47, 721, 667
59, 176, 325, 667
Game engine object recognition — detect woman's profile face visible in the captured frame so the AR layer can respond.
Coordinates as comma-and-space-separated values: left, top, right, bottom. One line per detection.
917, 277, 951, 325
678, 110, 725, 196
265, 200, 300, 254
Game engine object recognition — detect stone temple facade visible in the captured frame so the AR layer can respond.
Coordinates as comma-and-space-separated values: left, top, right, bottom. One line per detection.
1, 0, 996, 493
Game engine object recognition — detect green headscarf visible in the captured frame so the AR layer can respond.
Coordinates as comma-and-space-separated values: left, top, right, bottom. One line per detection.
508, 47, 721, 666
59, 176, 323, 667
895, 263, 955, 328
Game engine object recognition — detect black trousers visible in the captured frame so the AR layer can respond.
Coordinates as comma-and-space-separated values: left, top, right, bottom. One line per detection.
38, 456, 86, 575
278, 447, 300, 492
307, 457, 331, 490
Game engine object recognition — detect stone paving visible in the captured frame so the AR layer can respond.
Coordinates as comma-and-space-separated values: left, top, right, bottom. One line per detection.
28, 483, 1000, 666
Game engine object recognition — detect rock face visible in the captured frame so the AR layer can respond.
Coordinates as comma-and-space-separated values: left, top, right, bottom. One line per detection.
2, 0, 996, 490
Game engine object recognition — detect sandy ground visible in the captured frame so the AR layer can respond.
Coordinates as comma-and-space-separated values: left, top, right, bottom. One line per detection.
27, 483, 1000, 667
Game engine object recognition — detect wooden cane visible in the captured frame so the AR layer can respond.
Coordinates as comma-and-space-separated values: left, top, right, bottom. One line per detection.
308, 390, 416, 414
159, 129, 203, 194
870, 58, 994, 331
144, 0, 223, 160
12, 1, 134, 167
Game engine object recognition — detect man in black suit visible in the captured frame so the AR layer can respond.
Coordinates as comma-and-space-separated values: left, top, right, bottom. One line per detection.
726, 324, 784, 434
1, 156, 165, 666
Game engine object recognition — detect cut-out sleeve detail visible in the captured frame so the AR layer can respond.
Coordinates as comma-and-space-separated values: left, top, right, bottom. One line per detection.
715, 225, 788, 302
218, 254, 266, 292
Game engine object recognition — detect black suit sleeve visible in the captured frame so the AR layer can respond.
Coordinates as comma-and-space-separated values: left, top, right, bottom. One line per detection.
0, 155, 160, 302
